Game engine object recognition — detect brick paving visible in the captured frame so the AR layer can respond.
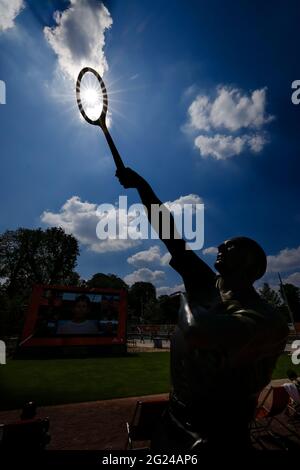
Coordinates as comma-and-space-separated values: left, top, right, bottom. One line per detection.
0, 394, 168, 450
0, 380, 299, 450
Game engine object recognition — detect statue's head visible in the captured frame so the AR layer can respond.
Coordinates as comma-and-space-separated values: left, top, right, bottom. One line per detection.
214, 236, 267, 284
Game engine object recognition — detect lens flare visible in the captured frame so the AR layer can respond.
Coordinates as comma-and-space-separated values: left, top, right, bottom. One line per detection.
82, 87, 99, 106
81, 84, 103, 121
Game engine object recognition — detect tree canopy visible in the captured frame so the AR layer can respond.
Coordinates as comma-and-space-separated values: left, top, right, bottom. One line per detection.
0, 227, 79, 294
259, 282, 282, 309
0, 227, 80, 335
280, 283, 300, 322
87, 273, 128, 290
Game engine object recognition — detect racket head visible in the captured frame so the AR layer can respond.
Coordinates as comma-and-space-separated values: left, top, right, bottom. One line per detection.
76, 67, 108, 126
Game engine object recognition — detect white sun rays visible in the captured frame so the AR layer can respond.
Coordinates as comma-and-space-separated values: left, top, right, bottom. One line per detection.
79, 70, 104, 122
46, 66, 140, 132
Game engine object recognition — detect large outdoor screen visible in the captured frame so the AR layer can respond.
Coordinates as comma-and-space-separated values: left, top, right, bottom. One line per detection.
34, 290, 120, 337
19, 285, 127, 351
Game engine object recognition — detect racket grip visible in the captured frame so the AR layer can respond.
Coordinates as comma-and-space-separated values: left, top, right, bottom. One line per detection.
103, 128, 125, 171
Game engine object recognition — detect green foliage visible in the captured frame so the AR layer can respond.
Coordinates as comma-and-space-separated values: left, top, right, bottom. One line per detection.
127, 282, 178, 324
280, 283, 300, 322
0, 227, 80, 336
259, 283, 282, 308
128, 281, 156, 322
157, 294, 180, 324
0, 227, 79, 291
87, 273, 128, 290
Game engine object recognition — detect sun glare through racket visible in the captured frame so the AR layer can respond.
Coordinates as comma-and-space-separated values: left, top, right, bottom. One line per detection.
80, 71, 104, 122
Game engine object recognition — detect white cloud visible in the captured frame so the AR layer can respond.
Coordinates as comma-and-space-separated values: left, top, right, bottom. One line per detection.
165, 193, 203, 209
188, 95, 211, 131
156, 283, 185, 296
194, 133, 268, 160
254, 273, 279, 292
188, 86, 273, 133
203, 246, 218, 255
126, 193, 203, 267
44, 0, 112, 81
127, 245, 171, 267
210, 87, 273, 132
0, 0, 24, 32
185, 85, 273, 160
267, 246, 300, 273
41, 190, 204, 255
127, 245, 161, 267
41, 196, 141, 253
161, 252, 172, 265
182, 84, 199, 101
247, 134, 268, 153
124, 268, 166, 286
195, 134, 245, 160
283, 272, 300, 287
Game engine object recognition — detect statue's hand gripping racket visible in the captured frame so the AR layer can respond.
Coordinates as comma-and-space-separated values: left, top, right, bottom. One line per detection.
76, 67, 125, 172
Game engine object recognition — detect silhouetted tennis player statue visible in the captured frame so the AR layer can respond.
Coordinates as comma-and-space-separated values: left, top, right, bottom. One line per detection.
116, 167, 289, 451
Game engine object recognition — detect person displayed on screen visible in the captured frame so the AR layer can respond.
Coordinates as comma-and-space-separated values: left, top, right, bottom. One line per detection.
102, 321, 114, 336
102, 301, 118, 321
56, 295, 99, 335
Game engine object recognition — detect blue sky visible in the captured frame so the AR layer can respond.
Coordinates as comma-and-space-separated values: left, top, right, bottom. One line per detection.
0, 0, 300, 294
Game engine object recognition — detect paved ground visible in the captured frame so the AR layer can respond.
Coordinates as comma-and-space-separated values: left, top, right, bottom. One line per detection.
128, 338, 171, 351
130, 338, 295, 352
0, 393, 168, 450
0, 378, 299, 450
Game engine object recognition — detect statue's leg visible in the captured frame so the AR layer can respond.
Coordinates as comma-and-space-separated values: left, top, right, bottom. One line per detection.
151, 408, 201, 452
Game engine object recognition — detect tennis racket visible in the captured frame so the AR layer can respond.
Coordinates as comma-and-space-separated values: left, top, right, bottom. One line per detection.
76, 67, 125, 171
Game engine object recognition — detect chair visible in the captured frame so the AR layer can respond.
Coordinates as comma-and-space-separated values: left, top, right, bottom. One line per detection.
255, 386, 290, 420
126, 398, 168, 449
285, 395, 300, 429
251, 386, 300, 449
0, 418, 50, 450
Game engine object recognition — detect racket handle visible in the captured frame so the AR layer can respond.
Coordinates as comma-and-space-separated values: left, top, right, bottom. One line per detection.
103, 127, 125, 171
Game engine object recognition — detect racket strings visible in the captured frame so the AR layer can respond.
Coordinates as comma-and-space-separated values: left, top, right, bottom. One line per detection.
79, 71, 105, 122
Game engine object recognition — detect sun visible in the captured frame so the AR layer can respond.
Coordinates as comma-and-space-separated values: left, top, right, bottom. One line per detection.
82, 87, 99, 106
80, 84, 103, 121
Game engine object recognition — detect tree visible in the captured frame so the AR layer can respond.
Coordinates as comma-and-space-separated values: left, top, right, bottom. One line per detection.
0, 227, 80, 294
64, 271, 84, 287
87, 273, 128, 290
128, 282, 156, 322
157, 294, 180, 324
279, 283, 300, 323
0, 227, 80, 336
259, 283, 282, 309
142, 300, 163, 324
